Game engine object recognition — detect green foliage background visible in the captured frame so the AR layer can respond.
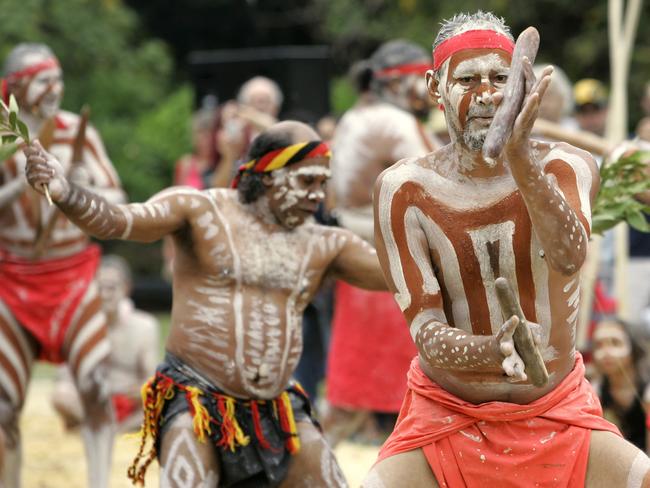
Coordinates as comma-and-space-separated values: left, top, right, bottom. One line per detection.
0, 0, 193, 203
321, 0, 650, 125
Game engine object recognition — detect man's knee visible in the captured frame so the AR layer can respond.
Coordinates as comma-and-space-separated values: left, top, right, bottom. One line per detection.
159, 414, 220, 487
588, 430, 650, 488
0, 399, 19, 449
363, 450, 439, 488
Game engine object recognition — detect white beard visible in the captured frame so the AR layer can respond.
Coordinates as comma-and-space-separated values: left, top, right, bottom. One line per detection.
462, 128, 488, 151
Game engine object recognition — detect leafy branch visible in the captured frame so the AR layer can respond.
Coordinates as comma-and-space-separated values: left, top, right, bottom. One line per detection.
591, 149, 650, 235
0, 95, 52, 204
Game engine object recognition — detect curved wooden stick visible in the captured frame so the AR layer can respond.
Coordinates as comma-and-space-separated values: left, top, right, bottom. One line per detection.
33, 105, 90, 258
483, 27, 540, 160
495, 277, 549, 387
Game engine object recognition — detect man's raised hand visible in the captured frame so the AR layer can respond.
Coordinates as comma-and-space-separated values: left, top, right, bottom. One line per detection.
24, 140, 70, 202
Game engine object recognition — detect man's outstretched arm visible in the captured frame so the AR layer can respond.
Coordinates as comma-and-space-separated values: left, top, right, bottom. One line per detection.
328, 228, 388, 291
24, 142, 190, 243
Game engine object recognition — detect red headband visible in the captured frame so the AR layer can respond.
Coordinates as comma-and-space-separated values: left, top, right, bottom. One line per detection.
374, 62, 432, 78
7, 58, 60, 81
432, 29, 514, 71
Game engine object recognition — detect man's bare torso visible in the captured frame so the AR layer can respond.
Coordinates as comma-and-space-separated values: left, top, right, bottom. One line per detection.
165, 189, 360, 399
378, 140, 595, 403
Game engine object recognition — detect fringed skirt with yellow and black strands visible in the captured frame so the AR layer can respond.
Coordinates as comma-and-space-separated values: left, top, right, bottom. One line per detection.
127, 352, 314, 487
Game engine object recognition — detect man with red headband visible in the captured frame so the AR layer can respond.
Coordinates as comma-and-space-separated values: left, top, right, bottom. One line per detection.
24, 120, 387, 486
324, 39, 440, 446
364, 11, 650, 487
0, 43, 124, 487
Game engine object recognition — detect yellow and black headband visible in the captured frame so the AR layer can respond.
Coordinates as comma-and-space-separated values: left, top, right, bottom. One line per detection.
231, 140, 331, 188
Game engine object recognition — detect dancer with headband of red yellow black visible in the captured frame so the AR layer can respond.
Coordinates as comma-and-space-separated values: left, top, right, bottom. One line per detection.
24, 119, 387, 487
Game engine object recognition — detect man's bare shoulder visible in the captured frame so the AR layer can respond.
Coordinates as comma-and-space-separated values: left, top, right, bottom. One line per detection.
294, 223, 373, 266
535, 139, 597, 169
129, 308, 159, 331
376, 148, 448, 195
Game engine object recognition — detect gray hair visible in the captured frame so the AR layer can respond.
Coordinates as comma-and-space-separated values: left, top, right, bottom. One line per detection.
534, 64, 574, 119
368, 39, 429, 95
237, 76, 284, 108
3, 43, 57, 77
432, 11, 513, 76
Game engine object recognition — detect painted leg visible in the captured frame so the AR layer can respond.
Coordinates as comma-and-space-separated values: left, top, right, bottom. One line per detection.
362, 449, 440, 488
279, 420, 348, 488
159, 413, 220, 488
50, 367, 84, 430
77, 366, 114, 488
64, 284, 113, 488
0, 301, 36, 488
586, 430, 650, 488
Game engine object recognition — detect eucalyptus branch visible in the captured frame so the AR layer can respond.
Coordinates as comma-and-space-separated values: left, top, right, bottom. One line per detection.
592, 149, 650, 235
0, 94, 52, 204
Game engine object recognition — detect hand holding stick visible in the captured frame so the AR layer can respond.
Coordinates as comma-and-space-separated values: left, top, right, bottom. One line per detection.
482, 27, 540, 161
495, 277, 549, 387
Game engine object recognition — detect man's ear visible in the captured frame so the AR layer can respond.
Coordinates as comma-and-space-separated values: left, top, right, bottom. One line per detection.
262, 173, 274, 187
426, 70, 441, 104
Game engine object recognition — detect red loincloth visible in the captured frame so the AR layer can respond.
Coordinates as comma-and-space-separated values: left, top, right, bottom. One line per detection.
378, 353, 621, 487
0, 244, 101, 363
326, 281, 417, 412
112, 393, 139, 424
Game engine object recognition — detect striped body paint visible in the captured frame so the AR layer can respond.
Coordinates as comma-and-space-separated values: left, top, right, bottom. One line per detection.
375, 139, 595, 403
0, 102, 123, 487
0, 110, 124, 259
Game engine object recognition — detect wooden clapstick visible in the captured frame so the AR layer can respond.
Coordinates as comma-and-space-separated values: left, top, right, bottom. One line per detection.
482, 27, 540, 160
494, 277, 549, 387
33, 105, 90, 258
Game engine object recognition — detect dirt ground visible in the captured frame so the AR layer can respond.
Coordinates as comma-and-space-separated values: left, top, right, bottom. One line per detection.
20, 378, 379, 487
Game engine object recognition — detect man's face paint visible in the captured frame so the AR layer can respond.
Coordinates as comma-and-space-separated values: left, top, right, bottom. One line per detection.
592, 322, 633, 373
19, 53, 64, 120
437, 48, 510, 151
266, 157, 331, 230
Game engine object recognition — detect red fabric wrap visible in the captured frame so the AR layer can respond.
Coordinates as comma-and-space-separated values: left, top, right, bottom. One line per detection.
378, 353, 621, 487
375, 62, 432, 78
0, 245, 101, 363
7, 58, 60, 81
112, 393, 139, 423
326, 282, 417, 412
433, 29, 515, 70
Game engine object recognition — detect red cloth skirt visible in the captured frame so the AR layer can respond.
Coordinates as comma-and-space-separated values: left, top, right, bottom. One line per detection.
378, 353, 621, 487
0, 244, 100, 362
326, 281, 417, 412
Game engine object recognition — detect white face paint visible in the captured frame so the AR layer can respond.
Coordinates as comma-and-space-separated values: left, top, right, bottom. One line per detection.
267, 161, 331, 229
438, 52, 509, 151
22, 54, 63, 119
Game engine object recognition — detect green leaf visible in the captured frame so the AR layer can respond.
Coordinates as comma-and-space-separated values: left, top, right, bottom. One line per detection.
627, 210, 650, 232
17, 120, 30, 143
8, 111, 17, 131
8, 95, 19, 115
0, 142, 18, 162
1, 135, 17, 145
